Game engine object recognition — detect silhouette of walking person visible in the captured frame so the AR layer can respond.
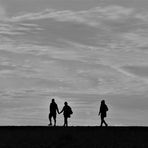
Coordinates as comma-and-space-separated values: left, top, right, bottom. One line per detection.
99, 100, 108, 127
48, 99, 59, 126
60, 102, 73, 127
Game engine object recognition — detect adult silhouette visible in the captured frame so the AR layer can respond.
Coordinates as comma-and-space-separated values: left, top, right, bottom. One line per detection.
48, 99, 59, 126
98, 100, 108, 126
60, 102, 73, 127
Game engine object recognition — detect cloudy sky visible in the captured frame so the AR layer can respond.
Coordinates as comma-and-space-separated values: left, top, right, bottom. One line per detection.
0, 0, 148, 126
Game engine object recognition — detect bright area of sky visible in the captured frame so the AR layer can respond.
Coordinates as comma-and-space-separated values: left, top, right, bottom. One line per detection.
0, 0, 148, 126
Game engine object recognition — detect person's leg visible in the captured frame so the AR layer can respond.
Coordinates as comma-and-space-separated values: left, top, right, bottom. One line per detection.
100, 116, 104, 126
103, 119, 108, 126
49, 113, 52, 126
53, 115, 56, 126
100, 119, 102, 126
65, 117, 68, 127
102, 118, 108, 126
63, 116, 66, 126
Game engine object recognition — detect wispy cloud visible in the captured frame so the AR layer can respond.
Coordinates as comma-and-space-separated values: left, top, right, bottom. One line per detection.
121, 65, 148, 78
0, 22, 43, 35
4, 5, 148, 44
0, 37, 148, 95
9, 5, 135, 26
0, 4, 148, 96
1, 2, 148, 126
87, 6, 134, 20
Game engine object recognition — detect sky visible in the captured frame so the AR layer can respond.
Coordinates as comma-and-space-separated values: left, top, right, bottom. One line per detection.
0, 0, 148, 126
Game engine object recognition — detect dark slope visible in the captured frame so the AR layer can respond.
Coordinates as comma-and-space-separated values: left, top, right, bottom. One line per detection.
0, 126, 148, 148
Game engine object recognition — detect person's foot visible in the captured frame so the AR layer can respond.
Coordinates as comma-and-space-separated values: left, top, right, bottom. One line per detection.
48, 123, 52, 126
105, 124, 108, 127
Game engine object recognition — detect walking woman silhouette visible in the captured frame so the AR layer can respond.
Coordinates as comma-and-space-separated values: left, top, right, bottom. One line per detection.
98, 100, 108, 126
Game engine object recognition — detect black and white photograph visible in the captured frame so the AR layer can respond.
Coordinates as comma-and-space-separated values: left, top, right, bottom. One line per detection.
0, 0, 148, 147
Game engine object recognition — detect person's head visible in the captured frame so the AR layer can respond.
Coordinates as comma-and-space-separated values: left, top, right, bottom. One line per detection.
101, 100, 105, 104
52, 98, 55, 103
64, 102, 68, 106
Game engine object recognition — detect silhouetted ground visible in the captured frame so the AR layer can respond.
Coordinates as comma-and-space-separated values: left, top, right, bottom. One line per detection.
0, 126, 148, 148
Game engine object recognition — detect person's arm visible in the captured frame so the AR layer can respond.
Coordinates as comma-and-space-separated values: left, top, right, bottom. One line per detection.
49, 104, 51, 112
98, 107, 101, 116
98, 111, 100, 116
106, 105, 108, 111
56, 105, 60, 114
59, 107, 64, 114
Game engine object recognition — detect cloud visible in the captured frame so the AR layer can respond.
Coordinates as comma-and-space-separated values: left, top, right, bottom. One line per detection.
87, 5, 134, 20
9, 5, 135, 26
121, 65, 148, 78
0, 22, 43, 35
1, 5, 147, 47
0, 38, 148, 95
122, 32, 148, 47
0, 5, 148, 96
11, 9, 97, 27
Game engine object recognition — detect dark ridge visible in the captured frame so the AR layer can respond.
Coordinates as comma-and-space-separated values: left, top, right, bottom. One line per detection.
0, 126, 148, 148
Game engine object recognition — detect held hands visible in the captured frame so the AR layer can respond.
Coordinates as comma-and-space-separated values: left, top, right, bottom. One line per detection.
58, 111, 62, 114
57, 108, 63, 114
